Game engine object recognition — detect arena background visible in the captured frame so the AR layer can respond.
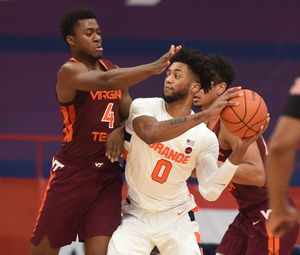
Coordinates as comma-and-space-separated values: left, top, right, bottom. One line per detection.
0, 0, 300, 254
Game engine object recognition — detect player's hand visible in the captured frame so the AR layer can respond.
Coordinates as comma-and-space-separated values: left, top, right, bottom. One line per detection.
204, 86, 242, 119
152, 45, 182, 75
105, 126, 125, 162
268, 205, 300, 237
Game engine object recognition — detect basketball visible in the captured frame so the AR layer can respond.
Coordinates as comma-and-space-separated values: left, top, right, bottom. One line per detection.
220, 89, 268, 137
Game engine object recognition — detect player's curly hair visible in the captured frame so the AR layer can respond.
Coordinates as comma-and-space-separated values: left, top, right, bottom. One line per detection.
205, 54, 236, 88
60, 7, 96, 46
170, 45, 215, 93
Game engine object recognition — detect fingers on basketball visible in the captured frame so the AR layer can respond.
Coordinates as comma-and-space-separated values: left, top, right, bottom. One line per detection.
220, 89, 268, 137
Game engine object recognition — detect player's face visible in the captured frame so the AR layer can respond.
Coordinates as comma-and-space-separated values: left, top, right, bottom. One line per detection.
71, 19, 103, 59
163, 62, 193, 103
193, 84, 219, 110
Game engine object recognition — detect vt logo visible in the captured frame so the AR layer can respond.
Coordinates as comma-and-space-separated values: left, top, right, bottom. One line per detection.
95, 163, 104, 168
260, 209, 272, 220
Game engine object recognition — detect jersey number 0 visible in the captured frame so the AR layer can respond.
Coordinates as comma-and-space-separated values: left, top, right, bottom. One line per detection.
152, 159, 172, 184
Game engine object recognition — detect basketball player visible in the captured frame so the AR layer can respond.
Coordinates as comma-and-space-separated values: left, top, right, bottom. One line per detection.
192, 54, 299, 255
106, 47, 268, 255
266, 76, 300, 237
30, 7, 182, 255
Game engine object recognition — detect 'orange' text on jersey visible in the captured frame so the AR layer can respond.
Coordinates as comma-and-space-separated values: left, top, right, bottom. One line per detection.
149, 143, 190, 164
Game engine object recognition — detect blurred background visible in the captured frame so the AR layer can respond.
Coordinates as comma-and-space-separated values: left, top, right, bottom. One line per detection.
0, 0, 300, 254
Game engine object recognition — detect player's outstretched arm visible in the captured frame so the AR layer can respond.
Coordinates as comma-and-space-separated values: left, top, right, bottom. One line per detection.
133, 87, 243, 144
57, 45, 182, 96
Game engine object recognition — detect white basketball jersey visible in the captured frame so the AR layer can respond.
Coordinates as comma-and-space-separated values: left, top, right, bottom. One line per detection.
124, 98, 219, 211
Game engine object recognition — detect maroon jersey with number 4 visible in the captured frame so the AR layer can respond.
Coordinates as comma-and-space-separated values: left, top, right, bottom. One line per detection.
59, 58, 121, 160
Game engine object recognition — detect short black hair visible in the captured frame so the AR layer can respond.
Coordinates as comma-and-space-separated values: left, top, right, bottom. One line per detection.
170, 46, 215, 93
204, 54, 236, 88
60, 7, 96, 45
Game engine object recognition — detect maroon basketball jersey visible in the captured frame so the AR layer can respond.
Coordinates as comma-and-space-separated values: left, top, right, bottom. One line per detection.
58, 58, 121, 160
211, 117, 268, 209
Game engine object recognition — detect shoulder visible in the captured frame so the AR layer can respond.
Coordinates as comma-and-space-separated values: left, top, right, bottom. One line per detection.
195, 123, 218, 142
130, 98, 162, 120
132, 97, 162, 107
57, 60, 88, 79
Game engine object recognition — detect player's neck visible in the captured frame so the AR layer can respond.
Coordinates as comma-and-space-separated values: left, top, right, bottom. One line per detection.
72, 54, 103, 71
165, 101, 192, 119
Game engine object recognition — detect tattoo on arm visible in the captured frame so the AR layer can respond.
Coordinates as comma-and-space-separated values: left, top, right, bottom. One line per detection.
159, 116, 188, 129
194, 116, 202, 122
169, 116, 187, 126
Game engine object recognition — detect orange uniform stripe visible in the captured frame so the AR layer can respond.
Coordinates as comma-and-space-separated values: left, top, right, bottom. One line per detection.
194, 231, 202, 244
266, 221, 280, 255
124, 149, 128, 160
31, 171, 56, 237
99, 59, 108, 70
61, 105, 76, 142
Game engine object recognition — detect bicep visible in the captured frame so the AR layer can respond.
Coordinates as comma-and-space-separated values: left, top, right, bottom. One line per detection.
57, 62, 109, 93
132, 115, 159, 143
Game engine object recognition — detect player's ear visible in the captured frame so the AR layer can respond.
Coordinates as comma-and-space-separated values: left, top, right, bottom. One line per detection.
66, 36, 75, 47
216, 82, 227, 95
192, 83, 201, 93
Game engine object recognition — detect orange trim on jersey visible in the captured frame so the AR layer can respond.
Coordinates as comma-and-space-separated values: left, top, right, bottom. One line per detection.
124, 149, 128, 160
99, 59, 108, 70
266, 221, 280, 255
194, 231, 202, 244
192, 205, 200, 213
69, 58, 108, 71
31, 170, 56, 237
61, 105, 76, 142
209, 115, 220, 131
69, 57, 78, 63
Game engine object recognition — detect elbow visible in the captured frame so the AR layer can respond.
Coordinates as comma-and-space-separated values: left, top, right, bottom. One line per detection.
198, 186, 221, 201
141, 135, 156, 145
136, 133, 156, 145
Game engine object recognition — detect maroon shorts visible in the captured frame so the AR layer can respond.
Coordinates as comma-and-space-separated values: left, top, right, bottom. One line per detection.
216, 196, 299, 255
30, 151, 124, 248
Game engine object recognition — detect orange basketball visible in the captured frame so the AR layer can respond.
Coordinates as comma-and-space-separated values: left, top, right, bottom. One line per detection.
220, 89, 268, 137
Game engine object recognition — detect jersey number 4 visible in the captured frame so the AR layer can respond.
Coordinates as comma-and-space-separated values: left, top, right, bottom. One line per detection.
101, 103, 115, 128
152, 159, 172, 184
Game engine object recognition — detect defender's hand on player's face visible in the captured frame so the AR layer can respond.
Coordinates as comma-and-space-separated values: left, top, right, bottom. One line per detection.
205, 86, 242, 119
152, 45, 182, 75
105, 126, 125, 162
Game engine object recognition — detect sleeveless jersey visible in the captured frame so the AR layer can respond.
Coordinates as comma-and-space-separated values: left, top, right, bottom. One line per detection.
124, 98, 219, 211
58, 58, 121, 160
212, 117, 268, 209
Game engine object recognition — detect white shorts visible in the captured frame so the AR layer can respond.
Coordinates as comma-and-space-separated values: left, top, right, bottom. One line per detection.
107, 199, 203, 255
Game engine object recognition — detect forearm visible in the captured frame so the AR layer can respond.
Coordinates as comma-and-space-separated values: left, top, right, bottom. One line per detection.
231, 162, 265, 186
227, 142, 248, 165
266, 116, 300, 210
135, 111, 209, 144
101, 64, 156, 91
266, 145, 295, 209
197, 158, 238, 201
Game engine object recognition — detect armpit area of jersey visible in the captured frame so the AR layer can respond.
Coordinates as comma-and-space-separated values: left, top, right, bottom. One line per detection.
282, 95, 300, 119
